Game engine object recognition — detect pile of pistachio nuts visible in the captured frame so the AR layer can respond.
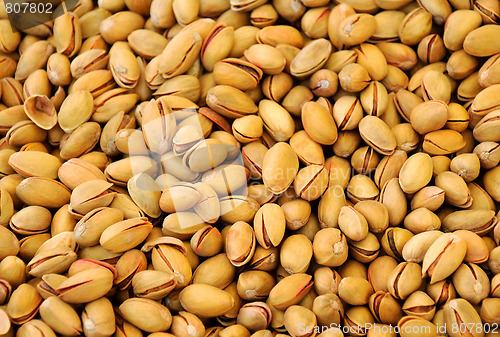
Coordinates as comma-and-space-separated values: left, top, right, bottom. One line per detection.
0, 0, 500, 336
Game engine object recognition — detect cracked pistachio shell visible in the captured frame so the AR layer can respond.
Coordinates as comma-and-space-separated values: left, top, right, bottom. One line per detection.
387, 262, 423, 300
464, 24, 500, 57
114, 249, 147, 290
16, 177, 71, 208
443, 299, 483, 337
332, 95, 363, 131
69, 180, 116, 215
74, 207, 124, 247
397, 316, 438, 337
100, 217, 153, 253
468, 181, 496, 211
268, 273, 314, 311
6, 283, 42, 325
39, 296, 82, 336
423, 130, 466, 155
422, 233, 467, 284
359, 115, 396, 155
404, 208, 441, 234
53, 12, 82, 58
127, 173, 162, 218
58, 158, 106, 190
70, 49, 109, 79
207, 85, 258, 119
81, 297, 116, 337
191, 225, 223, 256
26, 246, 77, 277
159, 28, 202, 79
213, 58, 263, 91
201, 23, 235, 72
244, 44, 285, 75
420, 70, 452, 103
23, 95, 57, 130
347, 174, 379, 203
293, 164, 328, 201
9, 205, 51, 236
236, 302, 272, 332
179, 284, 234, 318
338, 206, 369, 242
6, 120, 47, 147
402, 231, 444, 263
56, 267, 114, 303
443, 209, 497, 235
381, 227, 414, 261
183, 139, 227, 173
339, 14, 377, 47
470, 84, 500, 117
454, 230, 490, 264
132, 270, 176, 300
452, 263, 490, 305
348, 232, 380, 263
119, 298, 172, 332
410, 186, 445, 211
170, 311, 206, 337
143, 237, 192, 288
435, 171, 472, 208
290, 38, 332, 78
254, 203, 286, 249
59, 122, 102, 160
369, 291, 404, 325
232, 115, 263, 144
16, 319, 56, 337
191, 182, 220, 224
226, 221, 256, 267
474, 110, 500, 143
109, 42, 141, 89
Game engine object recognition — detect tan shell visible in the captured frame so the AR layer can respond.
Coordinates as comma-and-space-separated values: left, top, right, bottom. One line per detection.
16, 177, 71, 208
58, 90, 94, 133
127, 173, 162, 218
23, 95, 57, 130
8, 151, 61, 180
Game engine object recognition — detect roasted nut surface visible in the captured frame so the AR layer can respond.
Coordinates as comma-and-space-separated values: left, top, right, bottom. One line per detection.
0, 1, 499, 337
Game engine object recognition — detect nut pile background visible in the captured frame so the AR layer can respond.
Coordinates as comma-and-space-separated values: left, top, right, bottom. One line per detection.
0, 0, 500, 336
